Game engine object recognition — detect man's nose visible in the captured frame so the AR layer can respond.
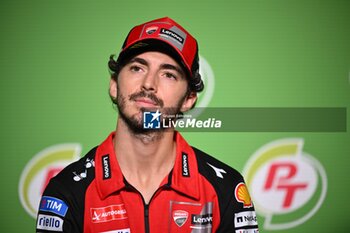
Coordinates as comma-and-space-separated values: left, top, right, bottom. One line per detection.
141, 71, 158, 92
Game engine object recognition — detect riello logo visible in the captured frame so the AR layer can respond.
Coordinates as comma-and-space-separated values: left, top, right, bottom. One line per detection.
18, 144, 81, 218
243, 138, 327, 231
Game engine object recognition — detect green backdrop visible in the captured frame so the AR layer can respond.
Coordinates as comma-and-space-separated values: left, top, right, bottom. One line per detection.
1, 0, 349, 232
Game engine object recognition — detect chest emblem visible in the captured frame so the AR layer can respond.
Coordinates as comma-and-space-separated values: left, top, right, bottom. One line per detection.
173, 210, 189, 227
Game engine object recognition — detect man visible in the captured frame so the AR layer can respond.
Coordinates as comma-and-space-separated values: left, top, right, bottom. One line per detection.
36, 17, 259, 233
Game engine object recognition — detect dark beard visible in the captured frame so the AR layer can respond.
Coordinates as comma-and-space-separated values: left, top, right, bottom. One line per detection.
115, 87, 186, 135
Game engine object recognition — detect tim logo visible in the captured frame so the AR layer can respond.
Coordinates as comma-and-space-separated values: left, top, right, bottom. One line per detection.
143, 110, 161, 129
243, 139, 327, 231
39, 196, 68, 217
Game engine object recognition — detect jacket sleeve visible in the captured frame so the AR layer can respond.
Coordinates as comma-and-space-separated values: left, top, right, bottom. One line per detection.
35, 177, 83, 233
216, 177, 259, 233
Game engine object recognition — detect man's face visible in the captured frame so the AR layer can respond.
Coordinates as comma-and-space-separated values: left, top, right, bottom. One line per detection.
110, 51, 197, 133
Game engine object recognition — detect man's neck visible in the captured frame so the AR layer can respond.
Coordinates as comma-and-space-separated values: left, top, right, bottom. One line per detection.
113, 118, 177, 203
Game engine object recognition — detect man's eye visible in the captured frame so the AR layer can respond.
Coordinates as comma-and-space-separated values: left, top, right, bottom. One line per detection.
164, 72, 177, 80
130, 65, 142, 72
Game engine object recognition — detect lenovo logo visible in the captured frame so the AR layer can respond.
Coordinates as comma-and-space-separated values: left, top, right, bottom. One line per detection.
191, 214, 213, 225
160, 28, 184, 44
102, 155, 111, 180
182, 153, 190, 177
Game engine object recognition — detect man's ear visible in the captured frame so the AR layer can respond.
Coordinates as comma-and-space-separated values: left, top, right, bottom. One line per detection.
109, 78, 117, 99
180, 91, 197, 113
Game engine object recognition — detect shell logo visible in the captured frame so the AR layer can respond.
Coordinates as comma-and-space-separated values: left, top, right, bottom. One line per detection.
243, 138, 327, 230
18, 144, 81, 218
235, 182, 253, 208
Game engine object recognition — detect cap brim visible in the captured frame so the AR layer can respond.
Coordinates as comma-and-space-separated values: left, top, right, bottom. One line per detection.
116, 39, 191, 78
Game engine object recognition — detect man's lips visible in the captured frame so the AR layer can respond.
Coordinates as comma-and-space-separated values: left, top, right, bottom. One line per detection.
129, 91, 164, 108
134, 98, 158, 107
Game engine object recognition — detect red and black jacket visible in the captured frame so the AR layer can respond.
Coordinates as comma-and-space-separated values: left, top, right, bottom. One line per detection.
36, 132, 259, 233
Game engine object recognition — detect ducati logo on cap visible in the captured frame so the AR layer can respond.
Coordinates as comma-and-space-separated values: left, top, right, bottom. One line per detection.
173, 210, 188, 227
146, 26, 158, 35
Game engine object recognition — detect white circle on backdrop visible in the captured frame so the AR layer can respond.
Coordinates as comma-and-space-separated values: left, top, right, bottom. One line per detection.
250, 155, 318, 215
197, 55, 215, 108
187, 55, 215, 118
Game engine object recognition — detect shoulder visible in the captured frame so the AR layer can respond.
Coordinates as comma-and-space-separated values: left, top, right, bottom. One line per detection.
192, 146, 247, 210
37, 147, 99, 232
45, 146, 98, 195
192, 146, 245, 187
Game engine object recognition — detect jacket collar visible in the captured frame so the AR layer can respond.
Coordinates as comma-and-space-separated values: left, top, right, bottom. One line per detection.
95, 131, 200, 200
170, 132, 199, 199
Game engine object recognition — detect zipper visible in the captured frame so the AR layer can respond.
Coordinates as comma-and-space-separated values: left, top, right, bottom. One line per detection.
144, 203, 150, 233
124, 174, 172, 233
141, 189, 162, 233
125, 182, 171, 233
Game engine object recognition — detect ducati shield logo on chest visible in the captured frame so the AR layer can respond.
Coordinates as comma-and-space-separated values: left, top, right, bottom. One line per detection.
173, 210, 189, 227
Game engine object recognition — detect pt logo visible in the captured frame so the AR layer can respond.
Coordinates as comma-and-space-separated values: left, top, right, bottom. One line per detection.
243, 138, 327, 230
264, 162, 307, 209
143, 110, 161, 129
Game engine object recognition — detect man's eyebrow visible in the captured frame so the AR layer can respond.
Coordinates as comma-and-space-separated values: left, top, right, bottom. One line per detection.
128, 57, 185, 77
160, 63, 185, 76
128, 57, 149, 66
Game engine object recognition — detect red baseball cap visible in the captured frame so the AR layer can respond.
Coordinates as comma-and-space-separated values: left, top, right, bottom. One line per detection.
111, 17, 204, 92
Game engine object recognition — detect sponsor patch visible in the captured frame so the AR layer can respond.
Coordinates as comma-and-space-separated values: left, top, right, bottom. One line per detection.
102, 155, 111, 180
160, 28, 184, 44
39, 196, 68, 217
100, 229, 131, 233
146, 26, 158, 35
91, 204, 127, 223
207, 163, 226, 179
37, 214, 63, 231
190, 202, 213, 230
235, 183, 253, 208
173, 210, 188, 227
169, 201, 213, 231
182, 153, 190, 177
235, 228, 259, 233
73, 158, 94, 182
234, 211, 258, 228
191, 213, 213, 225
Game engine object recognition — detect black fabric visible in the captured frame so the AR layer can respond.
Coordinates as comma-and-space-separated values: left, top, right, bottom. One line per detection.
36, 147, 97, 232
192, 146, 258, 232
